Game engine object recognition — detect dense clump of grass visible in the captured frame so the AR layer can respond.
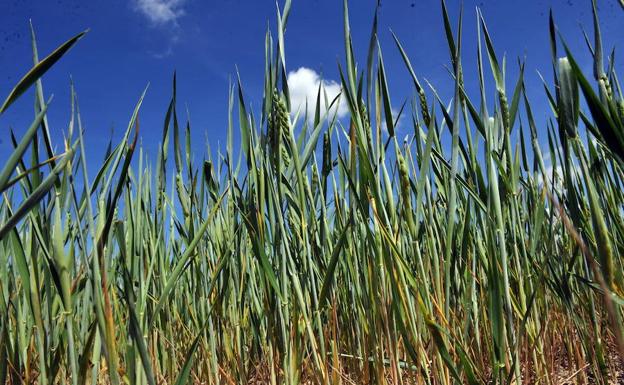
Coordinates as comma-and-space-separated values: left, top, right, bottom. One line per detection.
1, 0, 624, 384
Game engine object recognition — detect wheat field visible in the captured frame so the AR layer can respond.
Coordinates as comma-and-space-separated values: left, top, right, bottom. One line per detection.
1, 0, 624, 384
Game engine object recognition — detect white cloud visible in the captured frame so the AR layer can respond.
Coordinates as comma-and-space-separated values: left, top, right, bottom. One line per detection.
287, 67, 348, 122
381, 107, 406, 133
133, 0, 186, 25
538, 148, 579, 190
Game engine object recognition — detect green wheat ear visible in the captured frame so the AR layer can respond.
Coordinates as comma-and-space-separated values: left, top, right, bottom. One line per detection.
269, 89, 292, 170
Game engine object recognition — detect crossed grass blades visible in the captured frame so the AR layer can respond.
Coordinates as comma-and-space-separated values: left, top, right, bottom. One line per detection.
1, 0, 624, 384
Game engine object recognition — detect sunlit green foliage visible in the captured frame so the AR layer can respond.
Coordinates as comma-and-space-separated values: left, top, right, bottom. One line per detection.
1, 1, 624, 384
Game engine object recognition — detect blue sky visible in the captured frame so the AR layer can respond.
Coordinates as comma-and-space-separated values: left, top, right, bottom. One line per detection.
1, 0, 623, 168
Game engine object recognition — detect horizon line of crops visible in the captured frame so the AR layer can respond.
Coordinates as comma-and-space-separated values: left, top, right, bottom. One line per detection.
1, 0, 624, 384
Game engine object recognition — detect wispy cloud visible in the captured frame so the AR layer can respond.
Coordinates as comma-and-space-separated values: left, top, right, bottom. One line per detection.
381, 107, 406, 133
132, 0, 187, 58
133, 0, 186, 25
538, 145, 580, 189
287, 67, 348, 121
149, 44, 175, 59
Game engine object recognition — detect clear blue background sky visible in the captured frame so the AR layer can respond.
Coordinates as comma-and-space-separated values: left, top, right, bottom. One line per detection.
1, 0, 623, 167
